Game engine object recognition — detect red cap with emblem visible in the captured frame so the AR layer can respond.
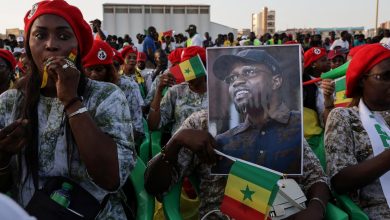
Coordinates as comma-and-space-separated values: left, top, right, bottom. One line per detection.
82, 40, 113, 68
304, 47, 327, 69
24, 0, 92, 58
121, 46, 138, 59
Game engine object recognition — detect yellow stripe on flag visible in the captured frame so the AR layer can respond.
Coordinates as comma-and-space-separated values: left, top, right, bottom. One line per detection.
335, 90, 352, 105
179, 60, 196, 81
224, 174, 272, 213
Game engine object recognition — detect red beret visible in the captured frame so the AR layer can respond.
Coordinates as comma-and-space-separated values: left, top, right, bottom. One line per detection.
304, 47, 327, 69
136, 52, 147, 62
284, 41, 299, 45
24, 0, 92, 58
112, 48, 124, 65
168, 48, 184, 64
346, 43, 390, 98
348, 45, 368, 58
0, 49, 16, 70
120, 46, 138, 59
82, 40, 113, 68
327, 49, 346, 60
182, 46, 206, 63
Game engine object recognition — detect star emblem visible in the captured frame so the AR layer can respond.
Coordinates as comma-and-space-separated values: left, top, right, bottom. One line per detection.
184, 68, 191, 74
241, 185, 255, 201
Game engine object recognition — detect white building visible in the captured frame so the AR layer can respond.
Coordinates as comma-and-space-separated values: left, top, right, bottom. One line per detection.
251, 7, 275, 36
103, 4, 237, 40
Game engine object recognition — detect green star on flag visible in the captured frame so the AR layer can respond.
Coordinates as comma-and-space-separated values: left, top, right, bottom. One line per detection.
241, 185, 255, 201
184, 68, 191, 74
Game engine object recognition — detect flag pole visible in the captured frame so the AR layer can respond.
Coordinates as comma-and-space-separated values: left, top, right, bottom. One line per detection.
375, 0, 379, 36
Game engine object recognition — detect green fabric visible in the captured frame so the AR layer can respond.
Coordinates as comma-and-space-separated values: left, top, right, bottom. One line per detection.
306, 131, 327, 170
139, 84, 147, 99
325, 203, 349, 220
335, 76, 347, 92
189, 56, 206, 78
230, 161, 281, 191
334, 194, 369, 220
128, 156, 155, 220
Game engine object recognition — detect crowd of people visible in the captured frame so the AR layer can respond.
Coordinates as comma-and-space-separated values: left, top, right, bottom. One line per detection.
0, 0, 390, 220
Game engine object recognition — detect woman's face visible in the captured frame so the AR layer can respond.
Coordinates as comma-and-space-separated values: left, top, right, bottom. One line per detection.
362, 58, 390, 110
124, 53, 137, 73
0, 57, 11, 83
84, 65, 107, 82
29, 14, 78, 85
315, 56, 331, 74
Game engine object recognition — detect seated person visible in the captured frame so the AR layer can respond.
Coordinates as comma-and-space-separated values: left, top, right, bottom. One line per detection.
325, 43, 390, 219
145, 110, 331, 219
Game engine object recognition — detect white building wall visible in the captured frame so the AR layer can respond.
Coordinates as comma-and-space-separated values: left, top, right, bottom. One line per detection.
103, 4, 233, 40
210, 22, 238, 39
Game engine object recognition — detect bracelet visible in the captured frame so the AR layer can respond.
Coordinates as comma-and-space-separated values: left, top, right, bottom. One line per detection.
68, 107, 88, 118
309, 197, 326, 217
64, 96, 83, 111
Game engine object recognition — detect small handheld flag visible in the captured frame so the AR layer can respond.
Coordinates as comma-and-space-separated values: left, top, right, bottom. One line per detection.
220, 160, 282, 220
170, 55, 206, 84
334, 76, 352, 107
41, 48, 78, 89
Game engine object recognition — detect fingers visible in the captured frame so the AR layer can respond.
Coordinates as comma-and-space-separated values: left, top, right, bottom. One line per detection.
321, 80, 335, 96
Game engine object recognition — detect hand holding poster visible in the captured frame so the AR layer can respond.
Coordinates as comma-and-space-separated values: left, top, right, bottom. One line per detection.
207, 45, 303, 175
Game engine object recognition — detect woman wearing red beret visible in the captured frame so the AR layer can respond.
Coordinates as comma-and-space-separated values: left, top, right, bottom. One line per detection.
325, 43, 390, 219
0, 49, 17, 94
0, 1, 135, 219
122, 45, 149, 100
83, 39, 144, 147
303, 47, 335, 126
148, 46, 208, 136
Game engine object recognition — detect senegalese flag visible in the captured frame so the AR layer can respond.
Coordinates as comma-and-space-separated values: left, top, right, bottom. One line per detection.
220, 161, 281, 220
170, 55, 206, 83
334, 76, 352, 107
68, 48, 77, 62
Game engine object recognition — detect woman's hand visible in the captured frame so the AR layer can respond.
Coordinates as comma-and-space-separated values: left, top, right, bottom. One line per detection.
46, 57, 80, 105
321, 79, 335, 108
0, 119, 29, 156
157, 72, 175, 93
172, 129, 217, 164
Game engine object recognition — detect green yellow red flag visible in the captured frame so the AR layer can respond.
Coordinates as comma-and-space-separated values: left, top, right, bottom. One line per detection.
170, 55, 206, 83
334, 76, 352, 107
220, 160, 281, 220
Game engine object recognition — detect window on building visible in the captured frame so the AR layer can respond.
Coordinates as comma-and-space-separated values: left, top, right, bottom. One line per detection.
199, 8, 209, 14
165, 7, 171, 13
144, 7, 150, 13
104, 7, 114, 13
268, 15, 275, 20
187, 7, 198, 14
151, 6, 164, 13
129, 7, 142, 13
267, 22, 274, 27
173, 7, 185, 14
116, 8, 128, 13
